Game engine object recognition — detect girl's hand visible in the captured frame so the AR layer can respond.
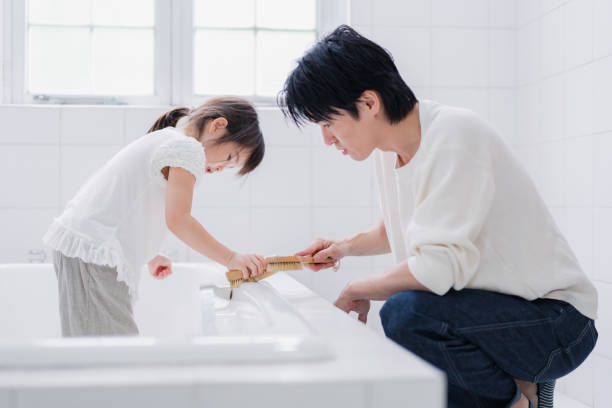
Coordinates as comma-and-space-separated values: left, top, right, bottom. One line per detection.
227, 252, 266, 279
148, 254, 173, 279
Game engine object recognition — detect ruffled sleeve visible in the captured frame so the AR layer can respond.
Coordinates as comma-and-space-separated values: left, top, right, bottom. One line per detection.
150, 135, 205, 187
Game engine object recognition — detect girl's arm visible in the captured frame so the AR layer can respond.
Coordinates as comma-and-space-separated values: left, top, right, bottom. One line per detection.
163, 166, 235, 266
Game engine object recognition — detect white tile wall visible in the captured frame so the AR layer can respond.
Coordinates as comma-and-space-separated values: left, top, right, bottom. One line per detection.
563, 64, 594, 138
431, 28, 488, 87
593, 355, 612, 407
432, 0, 489, 27
489, 0, 516, 28
539, 140, 565, 207
61, 106, 124, 144
591, 57, 612, 134
562, 353, 594, 407
0, 106, 59, 144
0, 145, 60, 208
369, 27, 432, 87
593, 0, 612, 59
594, 282, 612, 359
593, 208, 612, 285
562, 0, 592, 71
124, 106, 170, 143
312, 147, 372, 207
370, 0, 431, 27
489, 29, 517, 87
431, 88, 489, 118
563, 208, 593, 278
593, 133, 612, 207
517, 22, 540, 86
488, 89, 516, 143
514, 1, 612, 404
516, 0, 542, 26
539, 7, 564, 78
563, 136, 592, 208
537, 75, 564, 142
251, 147, 312, 207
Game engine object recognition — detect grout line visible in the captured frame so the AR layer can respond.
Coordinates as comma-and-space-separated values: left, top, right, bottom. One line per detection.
58, 107, 63, 208
516, 0, 573, 29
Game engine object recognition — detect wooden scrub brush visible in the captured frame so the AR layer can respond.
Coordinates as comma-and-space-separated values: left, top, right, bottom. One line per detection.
225, 255, 339, 289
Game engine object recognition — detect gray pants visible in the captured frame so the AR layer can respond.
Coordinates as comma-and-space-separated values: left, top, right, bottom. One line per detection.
52, 250, 139, 336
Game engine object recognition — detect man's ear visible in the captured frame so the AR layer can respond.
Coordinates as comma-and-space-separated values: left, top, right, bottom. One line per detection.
360, 90, 381, 117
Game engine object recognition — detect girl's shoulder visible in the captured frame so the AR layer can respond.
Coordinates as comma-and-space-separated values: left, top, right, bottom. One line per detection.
150, 127, 206, 186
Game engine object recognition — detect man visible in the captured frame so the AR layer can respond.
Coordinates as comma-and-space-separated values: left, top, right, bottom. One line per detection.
278, 25, 598, 408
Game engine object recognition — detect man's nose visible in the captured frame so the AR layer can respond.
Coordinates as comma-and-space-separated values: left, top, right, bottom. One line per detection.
321, 126, 335, 146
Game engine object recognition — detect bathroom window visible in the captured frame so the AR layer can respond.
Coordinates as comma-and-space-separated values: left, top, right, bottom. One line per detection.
3, 0, 339, 104
17, 0, 168, 104
192, 0, 317, 98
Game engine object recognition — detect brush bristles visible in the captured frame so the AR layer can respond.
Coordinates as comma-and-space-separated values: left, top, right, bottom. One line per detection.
266, 261, 302, 273
229, 279, 243, 289
267, 256, 302, 263
225, 261, 303, 289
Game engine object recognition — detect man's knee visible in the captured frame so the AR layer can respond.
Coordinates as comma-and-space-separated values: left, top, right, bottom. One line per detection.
380, 290, 435, 341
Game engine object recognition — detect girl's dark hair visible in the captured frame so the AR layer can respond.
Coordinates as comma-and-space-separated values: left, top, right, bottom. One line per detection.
148, 97, 264, 176
278, 24, 417, 126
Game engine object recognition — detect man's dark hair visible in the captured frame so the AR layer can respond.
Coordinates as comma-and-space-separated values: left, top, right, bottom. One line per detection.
278, 24, 418, 127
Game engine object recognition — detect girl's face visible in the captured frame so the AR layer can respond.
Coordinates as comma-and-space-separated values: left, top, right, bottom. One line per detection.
203, 141, 247, 174
199, 117, 249, 174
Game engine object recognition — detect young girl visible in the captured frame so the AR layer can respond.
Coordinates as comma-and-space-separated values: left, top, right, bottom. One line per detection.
43, 96, 266, 337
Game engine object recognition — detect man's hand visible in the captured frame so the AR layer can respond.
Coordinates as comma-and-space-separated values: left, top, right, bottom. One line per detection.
148, 254, 173, 279
295, 238, 349, 271
334, 278, 372, 323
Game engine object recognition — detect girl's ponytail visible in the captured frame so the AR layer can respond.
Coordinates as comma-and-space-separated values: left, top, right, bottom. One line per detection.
147, 107, 190, 133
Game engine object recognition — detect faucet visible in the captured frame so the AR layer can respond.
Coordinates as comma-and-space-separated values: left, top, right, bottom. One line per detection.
27, 249, 47, 263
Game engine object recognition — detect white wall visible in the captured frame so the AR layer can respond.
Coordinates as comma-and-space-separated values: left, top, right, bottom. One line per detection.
513, 1, 612, 406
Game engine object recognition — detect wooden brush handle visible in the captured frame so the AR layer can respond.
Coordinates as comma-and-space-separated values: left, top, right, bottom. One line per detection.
265, 255, 336, 264
297, 255, 336, 264
226, 256, 338, 282
226, 269, 247, 281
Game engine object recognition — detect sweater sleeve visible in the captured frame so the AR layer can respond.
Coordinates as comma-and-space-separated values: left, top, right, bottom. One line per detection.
150, 136, 206, 187
406, 148, 495, 295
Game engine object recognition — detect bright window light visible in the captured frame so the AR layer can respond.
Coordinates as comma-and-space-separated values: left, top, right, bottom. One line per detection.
27, 0, 155, 96
193, 0, 316, 98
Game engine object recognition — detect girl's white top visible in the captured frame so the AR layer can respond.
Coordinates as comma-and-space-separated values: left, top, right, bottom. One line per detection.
43, 127, 205, 299
375, 100, 598, 319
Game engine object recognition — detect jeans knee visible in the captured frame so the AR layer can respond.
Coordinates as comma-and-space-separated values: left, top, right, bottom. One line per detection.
380, 291, 429, 341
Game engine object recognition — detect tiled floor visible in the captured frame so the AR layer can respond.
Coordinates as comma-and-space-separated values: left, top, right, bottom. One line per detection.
556, 392, 591, 408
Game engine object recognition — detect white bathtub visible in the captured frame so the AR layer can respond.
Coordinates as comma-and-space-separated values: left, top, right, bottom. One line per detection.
0, 262, 445, 408
0, 262, 331, 365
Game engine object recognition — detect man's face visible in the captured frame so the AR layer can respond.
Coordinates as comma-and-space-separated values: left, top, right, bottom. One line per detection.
317, 106, 375, 162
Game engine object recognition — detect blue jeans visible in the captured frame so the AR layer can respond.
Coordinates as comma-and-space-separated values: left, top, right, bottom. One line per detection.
379, 289, 597, 408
